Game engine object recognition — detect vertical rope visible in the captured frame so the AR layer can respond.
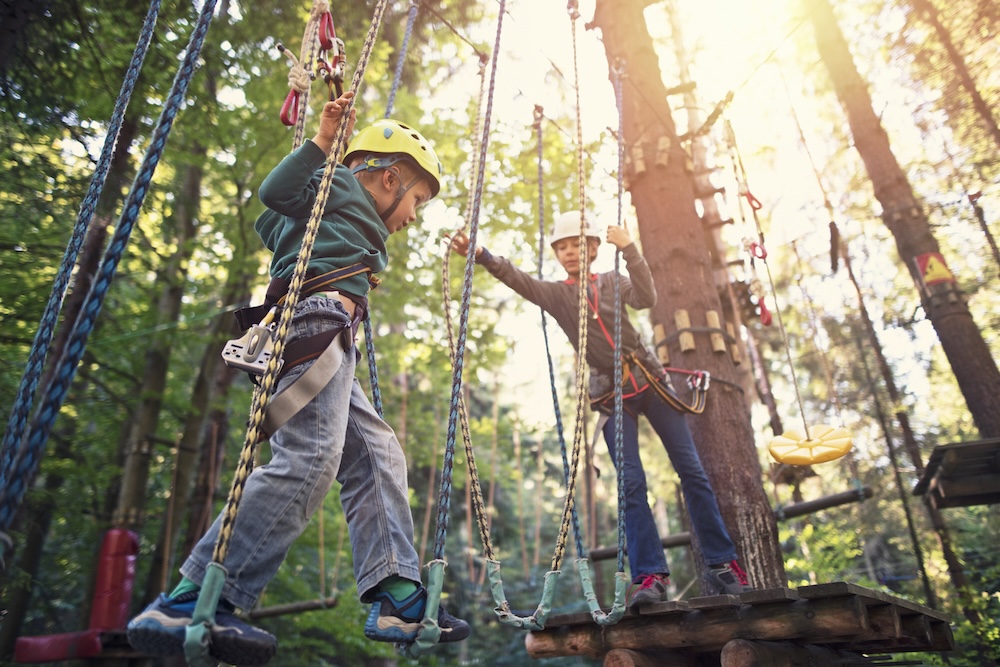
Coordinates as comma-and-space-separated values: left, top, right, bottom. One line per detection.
440, 56, 494, 562
360, 0, 420, 419
611, 60, 627, 575
433, 0, 507, 561
385, 1, 419, 118
0, 0, 161, 523
534, 108, 586, 560
0, 0, 217, 532
549, 0, 588, 574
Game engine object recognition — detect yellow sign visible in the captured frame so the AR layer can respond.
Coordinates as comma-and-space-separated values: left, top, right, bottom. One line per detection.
915, 252, 955, 286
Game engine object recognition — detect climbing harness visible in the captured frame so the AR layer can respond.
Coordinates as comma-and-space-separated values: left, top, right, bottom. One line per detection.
224, 265, 376, 375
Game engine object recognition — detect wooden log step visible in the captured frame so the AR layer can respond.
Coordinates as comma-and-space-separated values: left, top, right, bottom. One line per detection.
604, 648, 695, 666
526, 594, 870, 658
720, 638, 866, 666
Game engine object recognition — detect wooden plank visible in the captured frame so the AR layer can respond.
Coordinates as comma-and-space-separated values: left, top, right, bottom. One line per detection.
738, 587, 800, 605
818, 613, 939, 654
544, 600, 690, 628
633, 599, 691, 616
526, 595, 869, 658
686, 593, 743, 610
931, 473, 1000, 508
929, 620, 956, 651
867, 604, 902, 639
914, 438, 1000, 495
796, 582, 951, 622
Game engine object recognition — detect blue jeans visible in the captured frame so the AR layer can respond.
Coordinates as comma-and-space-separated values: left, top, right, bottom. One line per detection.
181, 296, 421, 610
602, 389, 737, 579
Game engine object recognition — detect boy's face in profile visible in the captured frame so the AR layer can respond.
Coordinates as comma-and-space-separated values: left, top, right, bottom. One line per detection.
365, 167, 434, 234
385, 173, 434, 234
552, 237, 600, 278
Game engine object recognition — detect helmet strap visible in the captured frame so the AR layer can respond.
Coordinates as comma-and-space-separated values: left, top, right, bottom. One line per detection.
378, 166, 421, 222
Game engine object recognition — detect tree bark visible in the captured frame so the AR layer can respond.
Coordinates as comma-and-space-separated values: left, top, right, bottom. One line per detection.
806, 0, 1000, 437
113, 155, 205, 533
592, 0, 784, 590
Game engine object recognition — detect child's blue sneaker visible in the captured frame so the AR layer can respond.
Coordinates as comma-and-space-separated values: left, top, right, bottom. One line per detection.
126, 591, 277, 665
364, 586, 471, 643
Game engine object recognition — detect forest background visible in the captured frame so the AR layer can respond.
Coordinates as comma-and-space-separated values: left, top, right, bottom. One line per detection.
0, 0, 998, 665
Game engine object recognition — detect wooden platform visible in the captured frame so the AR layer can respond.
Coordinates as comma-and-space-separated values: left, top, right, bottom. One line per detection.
912, 438, 1000, 508
525, 582, 953, 666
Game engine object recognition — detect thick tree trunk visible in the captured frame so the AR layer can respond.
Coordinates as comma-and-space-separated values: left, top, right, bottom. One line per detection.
806, 0, 1000, 437
114, 155, 204, 532
665, 1, 755, 410
591, 0, 784, 590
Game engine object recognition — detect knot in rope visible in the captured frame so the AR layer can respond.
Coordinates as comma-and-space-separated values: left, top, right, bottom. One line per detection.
311, 0, 330, 19
287, 60, 312, 93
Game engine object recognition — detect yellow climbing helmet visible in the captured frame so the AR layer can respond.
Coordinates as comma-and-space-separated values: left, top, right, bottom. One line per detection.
550, 211, 601, 247
344, 119, 443, 197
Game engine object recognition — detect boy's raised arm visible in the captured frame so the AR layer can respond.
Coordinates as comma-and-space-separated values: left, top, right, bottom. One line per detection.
607, 226, 656, 309
447, 230, 561, 311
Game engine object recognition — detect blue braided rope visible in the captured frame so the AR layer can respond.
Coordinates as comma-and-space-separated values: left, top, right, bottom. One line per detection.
612, 62, 627, 574
362, 0, 420, 420
363, 317, 383, 418
385, 1, 418, 119
0, 0, 161, 513
534, 112, 585, 560
0, 0, 219, 532
433, 0, 506, 560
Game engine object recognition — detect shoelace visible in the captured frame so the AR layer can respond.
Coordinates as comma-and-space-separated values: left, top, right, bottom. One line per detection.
729, 560, 749, 586
635, 574, 667, 591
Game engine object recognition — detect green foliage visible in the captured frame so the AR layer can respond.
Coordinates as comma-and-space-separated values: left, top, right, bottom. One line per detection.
2, 0, 999, 664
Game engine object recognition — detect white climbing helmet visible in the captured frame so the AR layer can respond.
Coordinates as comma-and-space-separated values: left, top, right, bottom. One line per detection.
549, 211, 601, 247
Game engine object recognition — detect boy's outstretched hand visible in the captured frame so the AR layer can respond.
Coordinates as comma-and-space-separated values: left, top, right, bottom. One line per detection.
312, 90, 356, 156
446, 230, 482, 259
606, 225, 634, 250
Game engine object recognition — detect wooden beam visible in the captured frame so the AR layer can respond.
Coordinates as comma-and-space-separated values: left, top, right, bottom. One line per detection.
525, 596, 869, 658
719, 638, 865, 666
604, 648, 694, 666
248, 596, 338, 620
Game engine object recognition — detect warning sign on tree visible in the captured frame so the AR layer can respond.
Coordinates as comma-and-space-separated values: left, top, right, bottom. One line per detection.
915, 252, 956, 286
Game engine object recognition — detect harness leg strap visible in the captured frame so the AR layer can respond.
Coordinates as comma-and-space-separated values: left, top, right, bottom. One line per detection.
264, 331, 348, 437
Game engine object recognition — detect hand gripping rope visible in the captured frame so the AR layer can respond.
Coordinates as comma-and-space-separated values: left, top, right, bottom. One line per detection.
184, 2, 390, 665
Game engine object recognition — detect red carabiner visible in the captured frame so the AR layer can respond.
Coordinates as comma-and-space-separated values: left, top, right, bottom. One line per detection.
319, 11, 336, 51
759, 301, 772, 326
749, 241, 767, 260
280, 89, 299, 126
744, 190, 763, 211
